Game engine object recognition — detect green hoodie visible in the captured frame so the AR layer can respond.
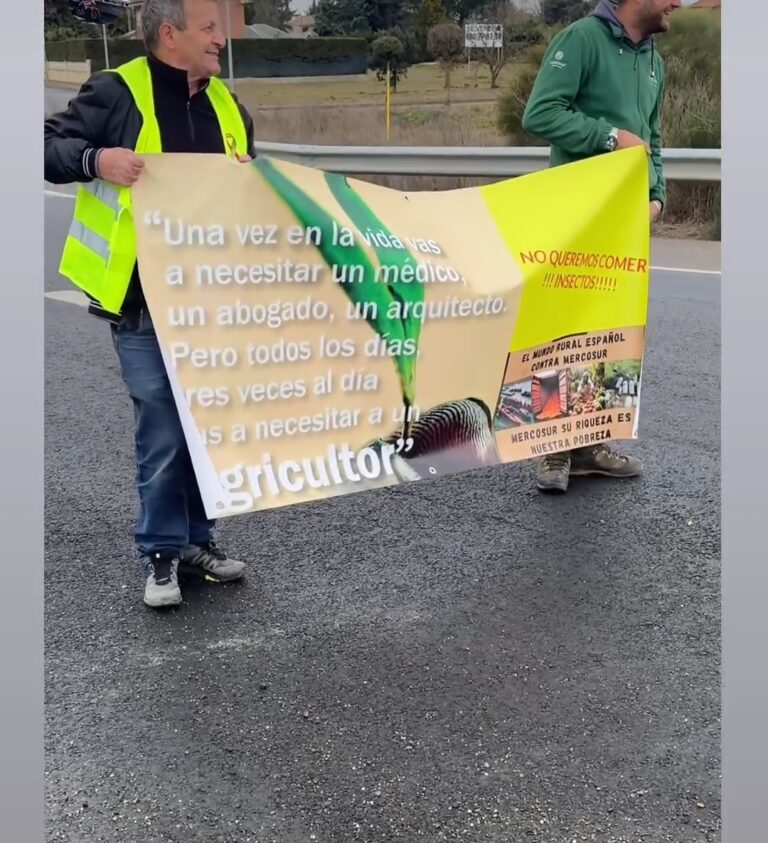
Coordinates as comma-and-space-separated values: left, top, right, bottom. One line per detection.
521, 8, 666, 207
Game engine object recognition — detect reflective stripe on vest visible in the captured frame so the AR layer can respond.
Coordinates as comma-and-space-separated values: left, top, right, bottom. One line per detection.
58, 57, 248, 315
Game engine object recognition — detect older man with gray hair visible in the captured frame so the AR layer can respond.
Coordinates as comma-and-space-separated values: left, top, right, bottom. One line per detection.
45, 0, 256, 609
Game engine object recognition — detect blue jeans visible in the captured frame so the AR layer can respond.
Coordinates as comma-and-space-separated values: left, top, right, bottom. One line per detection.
111, 308, 215, 557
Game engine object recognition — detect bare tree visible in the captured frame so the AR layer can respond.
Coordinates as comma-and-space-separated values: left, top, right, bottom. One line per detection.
370, 34, 409, 92
472, 2, 544, 88
427, 21, 465, 103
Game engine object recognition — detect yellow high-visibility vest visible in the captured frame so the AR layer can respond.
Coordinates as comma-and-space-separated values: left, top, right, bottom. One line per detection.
58, 56, 248, 315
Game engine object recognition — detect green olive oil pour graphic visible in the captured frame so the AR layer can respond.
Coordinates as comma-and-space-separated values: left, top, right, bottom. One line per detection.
252, 157, 425, 441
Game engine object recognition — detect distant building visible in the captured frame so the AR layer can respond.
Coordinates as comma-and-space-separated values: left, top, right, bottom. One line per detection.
285, 14, 316, 37
238, 14, 317, 41
242, 23, 290, 39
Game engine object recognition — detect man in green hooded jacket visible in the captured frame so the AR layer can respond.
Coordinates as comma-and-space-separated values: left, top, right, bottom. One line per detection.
522, 0, 680, 493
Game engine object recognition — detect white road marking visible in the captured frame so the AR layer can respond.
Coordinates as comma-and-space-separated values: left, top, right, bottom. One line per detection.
43, 189, 721, 277
45, 290, 88, 307
650, 264, 721, 276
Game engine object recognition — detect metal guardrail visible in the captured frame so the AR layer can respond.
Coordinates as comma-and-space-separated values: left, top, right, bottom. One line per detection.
252, 142, 721, 182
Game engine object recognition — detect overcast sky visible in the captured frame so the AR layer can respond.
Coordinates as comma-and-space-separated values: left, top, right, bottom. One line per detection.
286, 0, 546, 15
286, 1, 703, 16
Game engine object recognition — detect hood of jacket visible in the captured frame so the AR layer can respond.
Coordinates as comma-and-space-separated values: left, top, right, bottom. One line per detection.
592, 0, 654, 51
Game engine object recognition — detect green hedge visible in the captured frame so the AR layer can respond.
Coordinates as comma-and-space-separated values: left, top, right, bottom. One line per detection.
46, 37, 368, 77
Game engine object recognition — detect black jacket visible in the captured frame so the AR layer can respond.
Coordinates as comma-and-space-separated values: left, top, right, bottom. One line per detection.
45, 52, 256, 321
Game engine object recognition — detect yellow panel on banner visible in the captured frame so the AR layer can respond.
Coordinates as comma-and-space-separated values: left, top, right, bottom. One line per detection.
481, 147, 650, 351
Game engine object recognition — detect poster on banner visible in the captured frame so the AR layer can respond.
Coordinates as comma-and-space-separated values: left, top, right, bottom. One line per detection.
130, 146, 651, 518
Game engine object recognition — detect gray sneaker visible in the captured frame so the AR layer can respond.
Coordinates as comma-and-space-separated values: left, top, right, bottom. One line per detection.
569, 443, 643, 478
143, 553, 182, 608
536, 451, 571, 493
179, 541, 246, 583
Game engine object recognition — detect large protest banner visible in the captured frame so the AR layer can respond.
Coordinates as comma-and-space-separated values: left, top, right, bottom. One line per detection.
130, 146, 650, 517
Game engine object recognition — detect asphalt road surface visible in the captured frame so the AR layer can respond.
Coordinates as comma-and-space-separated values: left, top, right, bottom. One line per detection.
44, 190, 720, 843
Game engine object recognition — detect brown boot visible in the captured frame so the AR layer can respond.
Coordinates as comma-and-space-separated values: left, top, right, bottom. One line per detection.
569, 444, 643, 478
535, 451, 571, 493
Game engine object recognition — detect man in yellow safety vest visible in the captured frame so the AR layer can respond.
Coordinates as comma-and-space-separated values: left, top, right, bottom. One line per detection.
45, 0, 255, 609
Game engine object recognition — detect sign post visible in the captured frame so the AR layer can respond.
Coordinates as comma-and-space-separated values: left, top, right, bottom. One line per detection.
102, 23, 110, 69
385, 61, 392, 142
225, 0, 235, 90
464, 23, 504, 82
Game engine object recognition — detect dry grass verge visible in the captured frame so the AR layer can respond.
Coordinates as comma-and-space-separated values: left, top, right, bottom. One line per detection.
235, 62, 518, 111
251, 103, 507, 192
241, 23, 719, 243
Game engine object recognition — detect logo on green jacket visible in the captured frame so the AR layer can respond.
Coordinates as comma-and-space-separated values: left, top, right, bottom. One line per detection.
550, 50, 566, 69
